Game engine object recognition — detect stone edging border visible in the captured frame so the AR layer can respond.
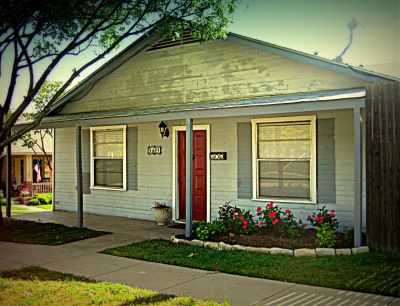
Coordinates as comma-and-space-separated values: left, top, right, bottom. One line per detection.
170, 236, 369, 257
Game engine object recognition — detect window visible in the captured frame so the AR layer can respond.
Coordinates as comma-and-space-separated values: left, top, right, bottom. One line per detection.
252, 116, 316, 202
90, 126, 126, 190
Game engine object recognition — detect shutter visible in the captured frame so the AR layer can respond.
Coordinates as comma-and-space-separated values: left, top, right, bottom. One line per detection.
237, 122, 252, 199
317, 118, 336, 203
127, 126, 138, 191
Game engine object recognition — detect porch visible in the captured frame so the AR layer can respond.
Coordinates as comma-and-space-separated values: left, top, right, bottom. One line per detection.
13, 210, 183, 243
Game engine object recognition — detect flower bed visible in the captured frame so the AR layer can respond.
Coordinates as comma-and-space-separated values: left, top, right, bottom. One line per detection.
187, 202, 364, 252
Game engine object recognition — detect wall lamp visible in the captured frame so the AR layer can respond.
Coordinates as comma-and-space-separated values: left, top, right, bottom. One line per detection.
159, 121, 169, 138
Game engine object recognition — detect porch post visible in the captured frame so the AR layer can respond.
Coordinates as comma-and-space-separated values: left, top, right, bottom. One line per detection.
353, 106, 362, 247
6, 143, 11, 217
76, 126, 83, 228
185, 118, 193, 238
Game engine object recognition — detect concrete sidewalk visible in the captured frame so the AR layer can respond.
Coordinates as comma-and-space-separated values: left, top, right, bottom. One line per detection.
5, 212, 400, 305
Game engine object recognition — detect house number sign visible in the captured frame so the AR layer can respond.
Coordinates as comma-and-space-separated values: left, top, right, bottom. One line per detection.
210, 152, 227, 160
147, 145, 162, 155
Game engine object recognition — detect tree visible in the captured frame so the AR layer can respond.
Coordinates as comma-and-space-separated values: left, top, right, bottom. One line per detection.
0, 0, 237, 155
0, 0, 238, 224
19, 81, 62, 171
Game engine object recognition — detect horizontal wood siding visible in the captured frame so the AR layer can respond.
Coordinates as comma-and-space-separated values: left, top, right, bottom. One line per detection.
55, 109, 364, 228
60, 40, 365, 114
317, 118, 336, 203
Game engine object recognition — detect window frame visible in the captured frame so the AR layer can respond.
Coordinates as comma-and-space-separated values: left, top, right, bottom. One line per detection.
251, 115, 317, 203
90, 125, 127, 191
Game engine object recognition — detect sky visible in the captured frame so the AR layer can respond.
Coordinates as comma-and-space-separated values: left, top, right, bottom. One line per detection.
230, 0, 399, 76
2, 0, 399, 109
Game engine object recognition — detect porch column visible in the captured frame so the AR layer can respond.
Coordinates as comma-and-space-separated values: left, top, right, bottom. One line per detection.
185, 118, 193, 238
6, 143, 11, 217
76, 126, 83, 228
353, 106, 362, 247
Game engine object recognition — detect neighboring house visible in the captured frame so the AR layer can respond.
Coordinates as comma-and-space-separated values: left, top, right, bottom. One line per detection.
0, 132, 53, 196
44, 31, 397, 229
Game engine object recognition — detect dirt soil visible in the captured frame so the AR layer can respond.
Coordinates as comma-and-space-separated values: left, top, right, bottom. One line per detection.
178, 229, 352, 249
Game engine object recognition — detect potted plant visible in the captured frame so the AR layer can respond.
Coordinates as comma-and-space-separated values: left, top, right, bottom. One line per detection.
152, 201, 170, 225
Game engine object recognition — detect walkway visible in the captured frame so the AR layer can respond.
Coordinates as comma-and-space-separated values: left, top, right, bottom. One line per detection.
3, 211, 399, 305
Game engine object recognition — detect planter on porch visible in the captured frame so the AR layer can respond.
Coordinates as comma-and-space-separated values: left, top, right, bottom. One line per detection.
152, 202, 170, 225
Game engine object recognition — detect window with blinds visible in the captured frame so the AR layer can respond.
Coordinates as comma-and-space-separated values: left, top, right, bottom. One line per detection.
90, 126, 126, 189
252, 116, 316, 201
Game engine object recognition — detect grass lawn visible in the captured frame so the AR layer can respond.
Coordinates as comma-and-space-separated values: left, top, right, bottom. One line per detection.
1, 204, 40, 215
37, 204, 53, 210
0, 267, 223, 306
0, 219, 109, 245
101, 239, 400, 297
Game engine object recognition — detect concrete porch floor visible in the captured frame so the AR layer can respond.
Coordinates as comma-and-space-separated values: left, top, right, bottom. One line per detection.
12, 210, 184, 252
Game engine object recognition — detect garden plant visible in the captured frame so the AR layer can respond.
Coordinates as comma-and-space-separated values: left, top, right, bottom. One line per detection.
191, 202, 350, 249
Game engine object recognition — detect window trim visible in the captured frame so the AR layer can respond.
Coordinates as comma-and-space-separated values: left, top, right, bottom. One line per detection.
251, 115, 317, 203
90, 125, 127, 191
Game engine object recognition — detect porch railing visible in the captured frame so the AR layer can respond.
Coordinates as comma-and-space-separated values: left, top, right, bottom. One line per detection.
31, 182, 52, 195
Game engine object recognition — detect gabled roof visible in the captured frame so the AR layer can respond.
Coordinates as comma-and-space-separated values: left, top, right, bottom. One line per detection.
49, 29, 398, 115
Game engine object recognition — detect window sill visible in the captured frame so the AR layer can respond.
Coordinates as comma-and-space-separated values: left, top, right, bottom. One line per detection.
251, 198, 317, 205
90, 186, 126, 192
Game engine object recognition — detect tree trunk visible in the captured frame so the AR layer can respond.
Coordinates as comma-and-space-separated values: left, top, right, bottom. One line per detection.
0, 148, 5, 227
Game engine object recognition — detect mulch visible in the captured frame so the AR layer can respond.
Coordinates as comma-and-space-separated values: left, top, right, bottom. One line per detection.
177, 228, 352, 249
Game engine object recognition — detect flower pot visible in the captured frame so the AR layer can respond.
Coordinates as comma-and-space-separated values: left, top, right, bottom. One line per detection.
153, 207, 170, 225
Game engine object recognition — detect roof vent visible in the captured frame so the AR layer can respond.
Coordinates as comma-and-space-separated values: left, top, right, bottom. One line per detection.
147, 30, 201, 51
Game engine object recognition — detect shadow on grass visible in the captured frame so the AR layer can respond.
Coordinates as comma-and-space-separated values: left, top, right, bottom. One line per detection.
120, 294, 178, 305
0, 266, 95, 282
0, 219, 110, 245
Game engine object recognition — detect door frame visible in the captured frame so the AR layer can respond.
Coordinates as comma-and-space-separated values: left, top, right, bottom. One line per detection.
172, 125, 211, 222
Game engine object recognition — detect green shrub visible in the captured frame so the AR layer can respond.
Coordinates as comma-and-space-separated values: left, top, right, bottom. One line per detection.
316, 223, 336, 248
307, 206, 339, 231
217, 202, 240, 223
344, 228, 354, 245
193, 220, 228, 241
217, 202, 256, 235
0, 198, 14, 206
256, 202, 303, 237
27, 198, 41, 206
193, 222, 212, 241
28, 193, 52, 206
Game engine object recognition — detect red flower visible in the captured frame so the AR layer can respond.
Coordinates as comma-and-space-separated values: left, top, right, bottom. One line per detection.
258, 221, 264, 228
302, 224, 308, 228
285, 209, 292, 215
242, 225, 247, 229
307, 215, 312, 220
256, 207, 262, 213
330, 209, 335, 213
268, 211, 277, 219
243, 220, 248, 225
272, 219, 279, 225
267, 202, 274, 209
232, 213, 237, 218
331, 220, 335, 224
315, 216, 324, 222
330, 213, 335, 217
239, 215, 245, 221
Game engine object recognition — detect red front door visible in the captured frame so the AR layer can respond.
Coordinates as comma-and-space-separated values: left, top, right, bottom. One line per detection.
178, 130, 207, 221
